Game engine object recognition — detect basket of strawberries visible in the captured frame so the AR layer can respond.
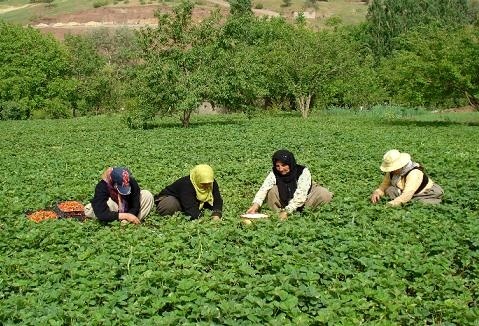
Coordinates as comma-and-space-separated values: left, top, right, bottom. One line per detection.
54, 201, 86, 221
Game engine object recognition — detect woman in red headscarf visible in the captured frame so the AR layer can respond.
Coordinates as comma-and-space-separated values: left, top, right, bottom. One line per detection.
84, 167, 154, 224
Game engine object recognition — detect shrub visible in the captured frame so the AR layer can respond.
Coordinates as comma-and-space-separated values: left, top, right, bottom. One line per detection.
366, 0, 472, 58
0, 100, 30, 120
93, 0, 109, 8
0, 22, 72, 120
379, 25, 479, 109
325, 16, 342, 27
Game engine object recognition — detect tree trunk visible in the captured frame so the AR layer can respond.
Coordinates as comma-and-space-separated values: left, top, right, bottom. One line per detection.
465, 91, 479, 109
263, 96, 272, 110
296, 94, 312, 118
181, 110, 192, 127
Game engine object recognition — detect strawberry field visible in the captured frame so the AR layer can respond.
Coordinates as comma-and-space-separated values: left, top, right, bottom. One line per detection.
0, 109, 478, 324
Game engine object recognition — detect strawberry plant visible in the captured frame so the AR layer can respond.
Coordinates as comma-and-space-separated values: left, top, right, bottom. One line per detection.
0, 110, 477, 324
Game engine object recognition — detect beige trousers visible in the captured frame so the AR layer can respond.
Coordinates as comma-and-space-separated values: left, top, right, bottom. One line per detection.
84, 190, 154, 220
266, 184, 333, 212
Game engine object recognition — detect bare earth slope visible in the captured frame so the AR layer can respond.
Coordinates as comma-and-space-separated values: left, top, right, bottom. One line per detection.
30, 0, 279, 40
1, 0, 367, 40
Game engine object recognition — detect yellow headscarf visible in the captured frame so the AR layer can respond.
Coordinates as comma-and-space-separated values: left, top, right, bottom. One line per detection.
190, 164, 214, 209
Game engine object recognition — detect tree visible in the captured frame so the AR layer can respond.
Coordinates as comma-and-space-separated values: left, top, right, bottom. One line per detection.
63, 35, 110, 116
213, 16, 382, 116
263, 26, 371, 117
379, 25, 479, 109
0, 22, 71, 119
210, 16, 293, 113
208, 44, 268, 114
228, 0, 253, 16
128, 0, 222, 128
84, 27, 141, 67
366, 0, 472, 58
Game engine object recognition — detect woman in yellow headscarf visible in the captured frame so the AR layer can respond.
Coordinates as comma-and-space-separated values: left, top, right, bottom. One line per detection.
154, 164, 223, 220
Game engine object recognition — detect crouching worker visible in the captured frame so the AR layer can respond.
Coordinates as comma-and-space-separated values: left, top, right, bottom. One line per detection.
370, 149, 444, 206
154, 164, 223, 220
246, 149, 333, 220
84, 167, 154, 224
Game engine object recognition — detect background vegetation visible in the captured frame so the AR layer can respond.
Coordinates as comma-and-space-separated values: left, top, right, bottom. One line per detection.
1, 0, 479, 126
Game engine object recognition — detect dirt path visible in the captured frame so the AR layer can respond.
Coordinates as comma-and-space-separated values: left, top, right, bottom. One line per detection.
0, 4, 36, 14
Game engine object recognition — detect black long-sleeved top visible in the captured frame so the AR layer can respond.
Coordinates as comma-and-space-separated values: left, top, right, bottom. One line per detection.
156, 176, 223, 219
91, 179, 141, 222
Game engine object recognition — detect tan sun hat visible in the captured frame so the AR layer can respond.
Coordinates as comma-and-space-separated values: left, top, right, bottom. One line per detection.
380, 149, 411, 172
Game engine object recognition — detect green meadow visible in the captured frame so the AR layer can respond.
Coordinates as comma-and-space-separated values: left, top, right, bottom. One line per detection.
0, 109, 478, 324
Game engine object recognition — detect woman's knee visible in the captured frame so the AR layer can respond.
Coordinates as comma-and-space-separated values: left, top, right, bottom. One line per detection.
306, 185, 333, 207
141, 190, 154, 206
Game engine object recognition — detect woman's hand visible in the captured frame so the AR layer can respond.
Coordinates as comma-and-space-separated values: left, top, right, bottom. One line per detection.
370, 191, 382, 204
246, 203, 260, 214
387, 200, 400, 207
278, 210, 288, 220
119, 212, 140, 224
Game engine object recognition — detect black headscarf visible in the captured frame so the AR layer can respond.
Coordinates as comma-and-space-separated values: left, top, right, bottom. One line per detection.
272, 150, 306, 207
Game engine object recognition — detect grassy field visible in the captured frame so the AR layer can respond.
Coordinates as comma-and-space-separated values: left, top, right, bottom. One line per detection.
0, 0, 100, 24
0, 109, 477, 324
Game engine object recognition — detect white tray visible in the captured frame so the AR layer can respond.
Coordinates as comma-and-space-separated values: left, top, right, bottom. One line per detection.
240, 213, 269, 219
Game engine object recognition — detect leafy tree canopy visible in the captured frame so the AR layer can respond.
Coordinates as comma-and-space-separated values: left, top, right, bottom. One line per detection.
0, 22, 71, 119
366, 0, 472, 58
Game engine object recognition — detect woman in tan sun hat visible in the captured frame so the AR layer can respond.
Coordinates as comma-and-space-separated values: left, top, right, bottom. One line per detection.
370, 150, 444, 206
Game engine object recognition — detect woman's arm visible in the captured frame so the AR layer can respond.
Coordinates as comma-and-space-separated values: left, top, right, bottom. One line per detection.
247, 172, 275, 213
177, 179, 202, 219
91, 181, 118, 222
126, 178, 141, 217
252, 172, 276, 206
284, 168, 312, 213
371, 174, 391, 203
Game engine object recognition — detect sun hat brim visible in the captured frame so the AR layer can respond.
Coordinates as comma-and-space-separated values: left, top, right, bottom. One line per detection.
380, 152, 411, 172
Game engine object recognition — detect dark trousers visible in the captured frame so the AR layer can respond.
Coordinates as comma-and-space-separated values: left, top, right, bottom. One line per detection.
155, 195, 182, 216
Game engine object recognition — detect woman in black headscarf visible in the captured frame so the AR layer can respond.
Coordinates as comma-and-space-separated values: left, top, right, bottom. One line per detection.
246, 150, 332, 220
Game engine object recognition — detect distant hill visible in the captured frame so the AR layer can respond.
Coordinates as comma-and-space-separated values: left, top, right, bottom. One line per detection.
0, 0, 368, 39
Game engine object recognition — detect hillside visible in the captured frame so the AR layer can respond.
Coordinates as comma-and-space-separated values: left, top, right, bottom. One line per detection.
0, 0, 368, 39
